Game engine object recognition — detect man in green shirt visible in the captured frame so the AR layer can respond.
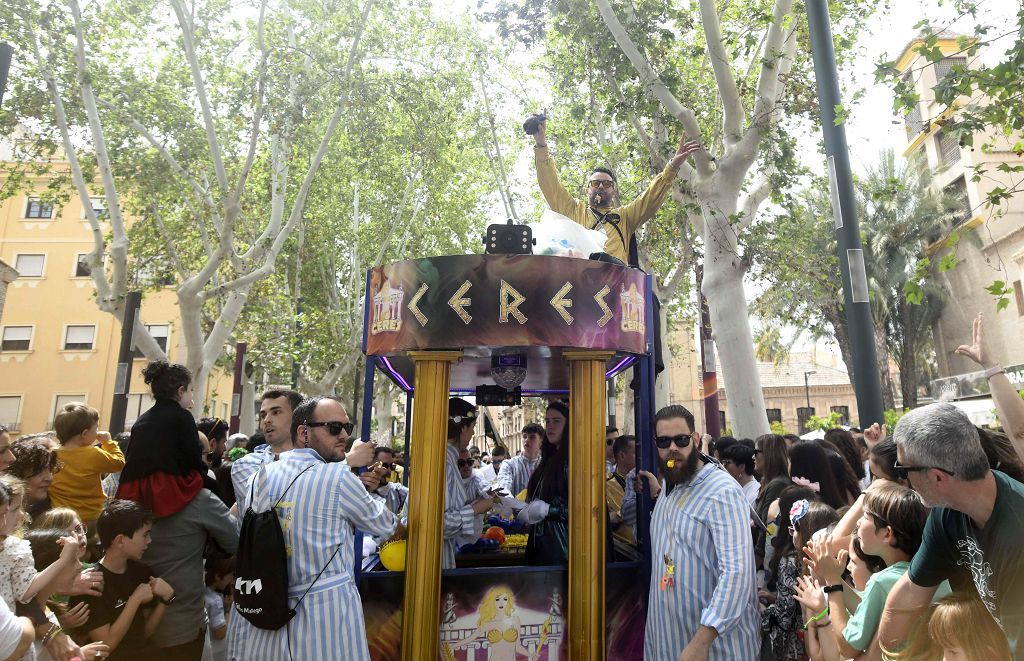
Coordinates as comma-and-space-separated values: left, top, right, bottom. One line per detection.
530, 115, 700, 265
879, 402, 1024, 657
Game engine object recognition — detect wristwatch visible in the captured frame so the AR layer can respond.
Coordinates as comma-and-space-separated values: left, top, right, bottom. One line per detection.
159, 594, 176, 605
823, 584, 844, 594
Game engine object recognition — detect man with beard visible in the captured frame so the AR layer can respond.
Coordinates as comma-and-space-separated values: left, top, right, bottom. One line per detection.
879, 402, 1024, 657
495, 423, 543, 498
226, 396, 387, 660
644, 405, 758, 661
531, 116, 700, 265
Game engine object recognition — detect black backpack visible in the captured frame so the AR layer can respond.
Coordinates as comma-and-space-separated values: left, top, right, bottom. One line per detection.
233, 464, 340, 630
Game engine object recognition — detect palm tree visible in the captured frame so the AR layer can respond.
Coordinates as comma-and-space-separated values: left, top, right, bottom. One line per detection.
858, 150, 961, 409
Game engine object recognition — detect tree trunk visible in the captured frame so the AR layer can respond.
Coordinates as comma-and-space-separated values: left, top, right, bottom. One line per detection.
240, 374, 256, 435
898, 299, 918, 409
874, 324, 896, 411
701, 196, 769, 439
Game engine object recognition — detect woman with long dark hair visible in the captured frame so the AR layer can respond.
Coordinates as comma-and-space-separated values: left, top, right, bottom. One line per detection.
519, 401, 570, 565
753, 434, 789, 567
787, 441, 852, 510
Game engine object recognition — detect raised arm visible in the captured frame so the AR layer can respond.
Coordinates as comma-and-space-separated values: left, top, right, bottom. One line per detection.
531, 118, 587, 219
877, 573, 937, 653
957, 312, 1024, 456
619, 134, 700, 232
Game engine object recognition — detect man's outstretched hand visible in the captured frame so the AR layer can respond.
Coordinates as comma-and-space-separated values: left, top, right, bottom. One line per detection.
955, 312, 992, 368
670, 134, 701, 168
530, 109, 547, 145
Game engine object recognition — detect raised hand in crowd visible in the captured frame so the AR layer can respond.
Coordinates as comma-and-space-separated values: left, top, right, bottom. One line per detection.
68, 567, 104, 597
957, 311, 1024, 452
634, 470, 662, 499
803, 537, 847, 587
862, 422, 885, 450
149, 576, 175, 602
41, 630, 82, 661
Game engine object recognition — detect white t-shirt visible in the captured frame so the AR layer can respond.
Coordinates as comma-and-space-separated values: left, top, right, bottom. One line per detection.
741, 479, 760, 507
0, 597, 28, 661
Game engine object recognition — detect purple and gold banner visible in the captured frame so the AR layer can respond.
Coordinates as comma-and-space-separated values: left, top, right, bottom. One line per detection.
364, 255, 648, 357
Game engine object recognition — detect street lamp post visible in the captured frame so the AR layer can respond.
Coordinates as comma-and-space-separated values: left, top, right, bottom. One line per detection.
804, 370, 816, 410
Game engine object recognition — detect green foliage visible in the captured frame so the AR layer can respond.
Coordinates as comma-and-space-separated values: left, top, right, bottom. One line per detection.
804, 411, 843, 432
769, 420, 787, 436
884, 407, 908, 436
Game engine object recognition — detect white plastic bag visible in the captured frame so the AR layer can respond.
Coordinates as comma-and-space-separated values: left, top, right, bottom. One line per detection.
531, 209, 606, 258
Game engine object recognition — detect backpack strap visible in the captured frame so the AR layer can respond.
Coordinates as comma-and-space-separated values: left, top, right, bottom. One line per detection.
589, 207, 628, 253
287, 464, 341, 614
248, 463, 314, 513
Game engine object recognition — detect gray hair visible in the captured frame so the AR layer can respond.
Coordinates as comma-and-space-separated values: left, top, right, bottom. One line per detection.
893, 403, 988, 481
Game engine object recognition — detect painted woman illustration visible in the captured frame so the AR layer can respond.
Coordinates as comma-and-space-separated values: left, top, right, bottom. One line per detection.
451, 585, 534, 660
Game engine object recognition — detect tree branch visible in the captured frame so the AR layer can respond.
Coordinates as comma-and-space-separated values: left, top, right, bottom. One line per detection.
740, 177, 772, 228
594, 0, 714, 177
170, 0, 230, 195
697, 0, 744, 145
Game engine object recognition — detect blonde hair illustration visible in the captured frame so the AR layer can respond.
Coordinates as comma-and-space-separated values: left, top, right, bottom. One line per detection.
477, 585, 517, 626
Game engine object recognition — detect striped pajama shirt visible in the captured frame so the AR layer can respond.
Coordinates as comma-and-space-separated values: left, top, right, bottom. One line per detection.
644, 463, 760, 660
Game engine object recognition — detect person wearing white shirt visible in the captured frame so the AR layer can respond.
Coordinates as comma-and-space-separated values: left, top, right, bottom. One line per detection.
721, 444, 761, 507
474, 447, 506, 488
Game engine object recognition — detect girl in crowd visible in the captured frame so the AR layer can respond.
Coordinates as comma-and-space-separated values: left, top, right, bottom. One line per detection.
883, 591, 1012, 661
116, 361, 209, 518
521, 401, 570, 565
818, 440, 863, 507
760, 487, 819, 660
787, 442, 852, 510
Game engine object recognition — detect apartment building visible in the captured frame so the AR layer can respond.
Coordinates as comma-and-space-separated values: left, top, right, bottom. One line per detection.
0, 178, 233, 435
895, 36, 1024, 382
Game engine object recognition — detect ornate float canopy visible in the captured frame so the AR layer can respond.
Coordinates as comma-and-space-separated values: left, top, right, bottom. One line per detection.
363, 254, 651, 393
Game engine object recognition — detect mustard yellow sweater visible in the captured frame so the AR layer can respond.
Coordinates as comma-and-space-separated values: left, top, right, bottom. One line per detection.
50, 438, 125, 522
534, 145, 680, 264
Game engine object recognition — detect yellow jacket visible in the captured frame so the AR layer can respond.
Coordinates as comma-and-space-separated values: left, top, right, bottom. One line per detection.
534, 145, 680, 264
50, 437, 126, 522
606, 472, 636, 547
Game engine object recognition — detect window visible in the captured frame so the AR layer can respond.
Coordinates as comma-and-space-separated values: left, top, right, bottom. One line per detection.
766, 408, 782, 424
0, 396, 22, 431
718, 411, 726, 434
902, 72, 924, 136
126, 393, 156, 425
1015, 280, 1024, 316
51, 395, 86, 428
944, 176, 972, 225
934, 56, 967, 84
1, 327, 32, 351
63, 325, 96, 351
797, 407, 815, 434
936, 129, 961, 165
85, 197, 108, 219
830, 406, 851, 426
24, 197, 53, 219
132, 324, 169, 358
75, 254, 93, 278
14, 254, 45, 277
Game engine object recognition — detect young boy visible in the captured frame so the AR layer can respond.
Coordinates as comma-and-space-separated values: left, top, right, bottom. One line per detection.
50, 402, 126, 525
203, 556, 234, 661
808, 482, 948, 658
69, 500, 175, 660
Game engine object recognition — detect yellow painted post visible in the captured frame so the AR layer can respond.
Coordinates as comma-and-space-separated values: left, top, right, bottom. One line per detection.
401, 350, 462, 661
563, 349, 615, 661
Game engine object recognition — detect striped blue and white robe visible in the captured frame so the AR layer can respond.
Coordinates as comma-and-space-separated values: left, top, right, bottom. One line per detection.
443, 443, 478, 568
644, 462, 759, 661
494, 454, 541, 497
226, 448, 397, 661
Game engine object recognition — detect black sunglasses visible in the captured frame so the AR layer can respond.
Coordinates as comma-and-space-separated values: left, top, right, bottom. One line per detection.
606, 438, 615, 446
306, 420, 354, 436
892, 461, 955, 481
457, 458, 473, 468
654, 434, 692, 450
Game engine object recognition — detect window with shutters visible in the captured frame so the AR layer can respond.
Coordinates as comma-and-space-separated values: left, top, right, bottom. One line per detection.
766, 409, 782, 424
0, 396, 23, 432
132, 324, 169, 358
1, 327, 32, 351
934, 56, 967, 84
127, 393, 156, 425
63, 325, 96, 351
936, 129, 961, 165
830, 406, 851, 426
50, 395, 86, 429
14, 254, 45, 277
24, 197, 53, 219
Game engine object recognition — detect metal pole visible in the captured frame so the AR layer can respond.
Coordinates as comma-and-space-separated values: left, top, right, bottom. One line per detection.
290, 297, 302, 389
0, 44, 12, 110
804, 371, 814, 410
806, 0, 885, 429
109, 291, 142, 435
229, 342, 247, 433
696, 265, 721, 437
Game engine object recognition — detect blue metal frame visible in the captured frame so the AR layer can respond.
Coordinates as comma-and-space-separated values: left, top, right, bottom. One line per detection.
361, 269, 372, 354
402, 391, 412, 487
633, 274, 658, 588
354, 355, 378, 583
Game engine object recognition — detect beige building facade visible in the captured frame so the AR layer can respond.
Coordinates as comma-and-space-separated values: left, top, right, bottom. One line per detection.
0, 174, 233, 435
896, 37, 1024, 380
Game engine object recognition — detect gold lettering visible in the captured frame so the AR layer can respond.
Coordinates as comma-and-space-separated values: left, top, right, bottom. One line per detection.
550, 282, 574, 325
408, 283, 429, 327
499, 280, 528, 324
448, 281, 473, 325
595, 285, 613, 328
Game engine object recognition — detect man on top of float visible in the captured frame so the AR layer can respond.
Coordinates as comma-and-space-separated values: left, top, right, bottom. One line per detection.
529, 113, 701, 266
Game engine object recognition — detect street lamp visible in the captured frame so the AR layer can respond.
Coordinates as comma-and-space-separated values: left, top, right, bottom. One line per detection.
803, 371, 816, 410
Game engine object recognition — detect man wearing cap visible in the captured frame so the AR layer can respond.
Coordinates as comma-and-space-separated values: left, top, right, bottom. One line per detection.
444, 399, 497, 568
